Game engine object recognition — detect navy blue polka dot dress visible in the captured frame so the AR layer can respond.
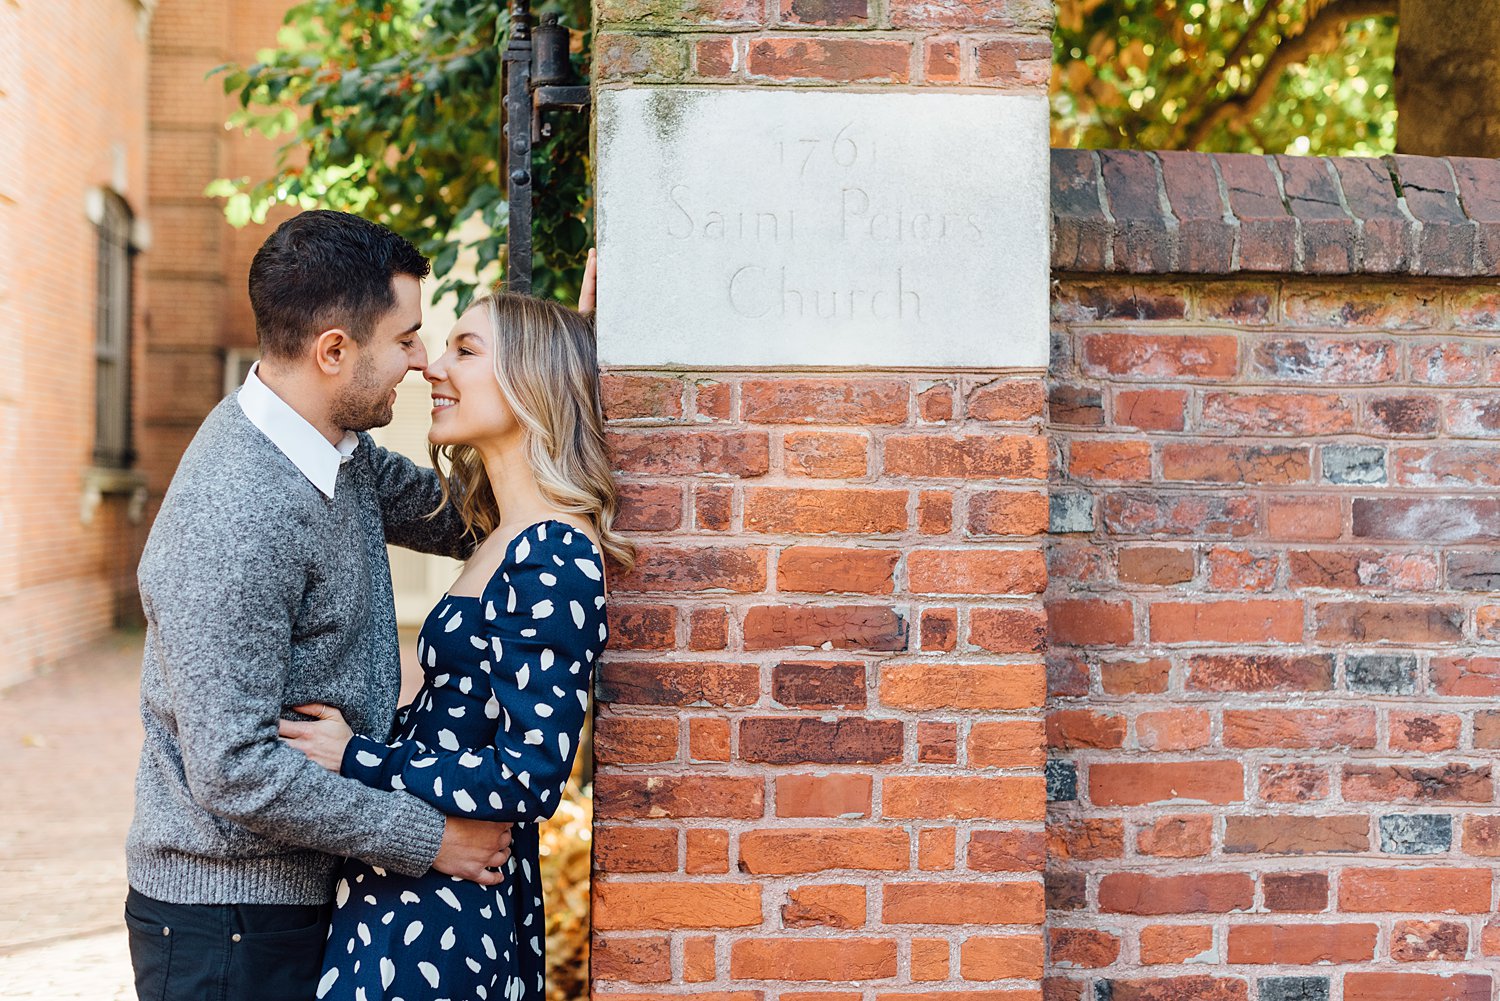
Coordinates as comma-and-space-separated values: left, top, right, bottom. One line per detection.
316, 520, 606, 1001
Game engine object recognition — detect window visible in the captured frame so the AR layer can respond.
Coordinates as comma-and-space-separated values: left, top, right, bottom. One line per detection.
94, 191, 135, 469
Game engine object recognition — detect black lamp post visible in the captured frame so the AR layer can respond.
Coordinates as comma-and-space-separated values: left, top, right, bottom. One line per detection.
502, 1, 590, 294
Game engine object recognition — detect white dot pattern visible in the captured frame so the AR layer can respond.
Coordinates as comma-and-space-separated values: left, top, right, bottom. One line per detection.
318, 521, 606, 1000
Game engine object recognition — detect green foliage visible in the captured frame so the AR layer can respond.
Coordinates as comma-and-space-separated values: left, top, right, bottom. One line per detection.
1052, 0, 1398, 155
212, 0, 591, 310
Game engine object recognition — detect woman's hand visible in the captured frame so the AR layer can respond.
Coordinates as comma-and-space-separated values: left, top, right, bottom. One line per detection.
578, 247, 597, 315
279, 703, 354, 772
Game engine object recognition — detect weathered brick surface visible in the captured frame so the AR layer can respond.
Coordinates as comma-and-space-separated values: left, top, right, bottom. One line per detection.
1048, 274, 1500, 998
595, 373, 1048, 994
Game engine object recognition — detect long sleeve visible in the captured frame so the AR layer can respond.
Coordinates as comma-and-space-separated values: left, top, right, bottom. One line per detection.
363, 436, 473, 560
146, 494, 447, 877
342, 522, 606, 823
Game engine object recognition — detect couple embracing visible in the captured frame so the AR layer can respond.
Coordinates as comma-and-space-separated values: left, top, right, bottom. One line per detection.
124, 210, 629, 1001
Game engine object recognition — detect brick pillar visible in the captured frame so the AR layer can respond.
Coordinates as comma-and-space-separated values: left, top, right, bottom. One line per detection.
589, 0, 1055, 994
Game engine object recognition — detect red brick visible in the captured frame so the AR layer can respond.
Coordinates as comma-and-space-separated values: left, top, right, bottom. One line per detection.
880, 662, 1044, 710
919, 607, 958, 651
593, 826, 678, 873
777, 546, 898, 594
739, 828, 907, 874
1344, 973, 1491, 1001
1103, 492, 1256, 538
1098, 872, 1254, 914
908, 548, 1046, 595
779, 0, 870, 26
1136, 814, 1212, 858
1263, 871, 1328, 912
1205, 547, 1278, 591
683, 937, 717, 981
1313, 601, 1463, 643
1338, 868, 1493, 913
593, 881, 763, 930
1259, 763, 1331, 803
614, 544, 767, 593
972, 37, 1053, 86
616, 483, 685, 531
593, 936, 672, 982
967, 379, 1045, 421
1226, 923, 1377, 963
1223, 815, 1369, 854
1160, 444, 1310, 484
1287, 549, 1439, 591
1069, 440, 1151, 481
1116, 547, 1195, 586
747, 37, 911, 82
745, 487, 907, 535
1080, 333, 1239, 379
1389, 712, 1461, 751
688, 717, 731, 762
1134, 710, 1210, 751
597, 661, 759, 707
595, 714, 679, 764
1048, 599, 1134, 646
730, 937, 897, 980
958, 935, 1045, 980
1223, 709, 1376, 749
968, 490, 1049, 536
742, 604, 906, 652
884, 434, 1047, 480
921, 38, 960, 84
1341, 763, 1492, 803
694, 379, 733, 418
688, 607, 729, 651
602, 374, 685, 420
916, 383, 955, 422
772, 660, 866, 709
1101, 977, 1247, 1001
594, 774, 765, 820
1049, 928, 1121, 970
783, 431, 870, 478
1251, 336, 1398, 383
782, 884, 867, 928
1199, 391, 1355, 435
740, 716, 901, 764
695, 484, 732, 531
971, 828, 1049, 871
607, 604, 678, 650
1465, 816, 1500, 856
1186, 654, 1333, 692
1090, 761, 1244, 806
1046, 819, 1125, 863
686, 828, 730, 874
774, 773, 872, 818
1100, 658, 1170, 694
1391, 920, 1469, 962
968, 606, 1048, 653
882, 881, 1045, 925
883, 776, 1045, 820
969, 720, 1044, 768
1138, 925, 1213, 965
917, 490, 953, 535
609, 430, 770, 476
918, 721, 958, 764
1114, 389, 1188, 431
1432, 656, 1500, 696
1047, 709, 1126, 750
1265, 495, 1342, 541
1149, 600, 1303, 644
916, 826, 956, 871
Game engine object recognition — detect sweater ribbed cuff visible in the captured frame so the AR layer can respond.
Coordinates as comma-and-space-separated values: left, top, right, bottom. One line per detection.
376, 793, 446, 878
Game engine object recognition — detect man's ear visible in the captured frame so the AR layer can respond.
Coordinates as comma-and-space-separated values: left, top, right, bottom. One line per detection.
313, 328, 352, 376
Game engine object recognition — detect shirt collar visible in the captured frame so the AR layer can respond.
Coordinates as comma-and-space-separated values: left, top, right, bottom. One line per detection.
237, 362, 358, 499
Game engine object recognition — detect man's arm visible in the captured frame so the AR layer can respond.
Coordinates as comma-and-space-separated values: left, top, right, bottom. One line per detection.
363, 439, 473, 559
149, 499, 452, 877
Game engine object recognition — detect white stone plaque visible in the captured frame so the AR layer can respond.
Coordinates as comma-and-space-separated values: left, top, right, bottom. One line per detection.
595, 87, 1049, 369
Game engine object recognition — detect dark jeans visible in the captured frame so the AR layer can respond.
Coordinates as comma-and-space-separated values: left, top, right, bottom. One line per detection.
125, 888, 331, 1001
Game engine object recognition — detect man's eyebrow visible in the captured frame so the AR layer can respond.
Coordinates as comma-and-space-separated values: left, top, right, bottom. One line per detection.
400, 319, 423, 336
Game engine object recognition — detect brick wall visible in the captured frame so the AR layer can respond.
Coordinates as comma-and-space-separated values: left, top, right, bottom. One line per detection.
594, 374, 1049, 996
1045, 150, 1500, 1001
0, 0, 152, 681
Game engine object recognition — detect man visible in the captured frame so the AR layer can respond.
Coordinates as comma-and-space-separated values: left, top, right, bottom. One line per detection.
125, 211, 512, 1001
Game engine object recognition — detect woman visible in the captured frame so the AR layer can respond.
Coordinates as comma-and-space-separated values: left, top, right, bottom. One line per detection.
280, 289, 632, 1001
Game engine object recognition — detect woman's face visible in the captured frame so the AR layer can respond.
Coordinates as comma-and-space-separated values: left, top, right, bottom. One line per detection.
424, 306, 519, 449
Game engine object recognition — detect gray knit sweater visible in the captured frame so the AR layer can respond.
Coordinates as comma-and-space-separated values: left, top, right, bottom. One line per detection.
126, 395, 471, 905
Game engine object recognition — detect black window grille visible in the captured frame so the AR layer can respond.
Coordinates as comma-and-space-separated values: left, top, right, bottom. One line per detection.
94, 192, 135, 469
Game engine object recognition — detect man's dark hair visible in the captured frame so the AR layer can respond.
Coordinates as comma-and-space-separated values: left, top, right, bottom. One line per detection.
248, 210, 430, 360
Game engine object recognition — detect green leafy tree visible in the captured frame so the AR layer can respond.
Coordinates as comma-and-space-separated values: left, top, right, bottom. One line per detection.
1052, 0, 1398, 154
212, 0, 591, 309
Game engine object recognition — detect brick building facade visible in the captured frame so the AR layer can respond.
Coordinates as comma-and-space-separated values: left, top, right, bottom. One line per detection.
0, 0, 293, 682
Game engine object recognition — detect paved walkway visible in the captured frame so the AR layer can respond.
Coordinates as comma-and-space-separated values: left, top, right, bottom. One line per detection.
0, 631, 143, 998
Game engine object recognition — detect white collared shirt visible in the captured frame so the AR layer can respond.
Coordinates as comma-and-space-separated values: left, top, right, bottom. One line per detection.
237, 362, 359, 499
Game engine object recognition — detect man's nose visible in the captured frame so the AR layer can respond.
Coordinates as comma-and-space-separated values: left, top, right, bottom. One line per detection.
409, 339, 430, 371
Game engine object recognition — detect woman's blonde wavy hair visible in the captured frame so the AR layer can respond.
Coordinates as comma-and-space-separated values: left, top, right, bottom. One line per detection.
428, 292, 634, 571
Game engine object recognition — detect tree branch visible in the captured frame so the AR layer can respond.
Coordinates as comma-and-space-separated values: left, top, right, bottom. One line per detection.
1181, 0, 1397, 149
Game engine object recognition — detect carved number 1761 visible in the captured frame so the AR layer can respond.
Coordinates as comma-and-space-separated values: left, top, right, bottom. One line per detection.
775, 122, 875, 177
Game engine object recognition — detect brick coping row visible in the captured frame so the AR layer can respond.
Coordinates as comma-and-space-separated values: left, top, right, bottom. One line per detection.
1052, 148, 1500, 278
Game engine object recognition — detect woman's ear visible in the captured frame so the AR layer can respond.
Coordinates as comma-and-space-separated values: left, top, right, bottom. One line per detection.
313, 328, 352, 375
